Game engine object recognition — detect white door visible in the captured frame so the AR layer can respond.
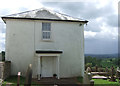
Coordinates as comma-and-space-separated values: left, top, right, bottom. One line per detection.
41, 57, 54, 77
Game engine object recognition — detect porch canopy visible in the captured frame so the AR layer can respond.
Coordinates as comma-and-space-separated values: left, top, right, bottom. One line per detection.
36, 50, 63, 57
36, 50, 63, 54
35, 50, 63, 80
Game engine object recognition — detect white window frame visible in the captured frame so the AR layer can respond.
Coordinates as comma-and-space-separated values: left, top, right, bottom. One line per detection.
42, 22, 51, 41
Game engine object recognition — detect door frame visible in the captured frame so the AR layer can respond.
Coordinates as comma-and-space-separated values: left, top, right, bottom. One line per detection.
36, 54, 60, 80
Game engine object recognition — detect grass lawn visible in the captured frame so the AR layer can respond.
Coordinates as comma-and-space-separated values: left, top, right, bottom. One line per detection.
2, 76, 83, 85
2, 76, 37, 86
77, 76, 83, 83
93, 79, 120, 86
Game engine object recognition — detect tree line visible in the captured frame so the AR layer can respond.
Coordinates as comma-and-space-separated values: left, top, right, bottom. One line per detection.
85, 56, 120, 69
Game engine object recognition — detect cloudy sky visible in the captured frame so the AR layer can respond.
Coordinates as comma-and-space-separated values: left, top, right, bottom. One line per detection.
0, 0, 118, 54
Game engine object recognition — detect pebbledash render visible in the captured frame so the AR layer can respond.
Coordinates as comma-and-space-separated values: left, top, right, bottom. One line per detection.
2, 8, 88, 79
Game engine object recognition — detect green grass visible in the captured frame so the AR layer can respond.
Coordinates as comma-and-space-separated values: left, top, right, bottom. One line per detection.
2, 76, 37, 86
93, 79, 120, 86
77, 76, 83, 83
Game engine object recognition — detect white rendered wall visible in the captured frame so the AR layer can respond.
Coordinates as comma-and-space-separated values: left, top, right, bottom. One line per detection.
5, 20, 35, 76
5, 19, 85, 78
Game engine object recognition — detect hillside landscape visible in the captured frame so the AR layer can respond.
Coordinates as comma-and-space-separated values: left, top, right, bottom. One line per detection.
85, 53, 119, 69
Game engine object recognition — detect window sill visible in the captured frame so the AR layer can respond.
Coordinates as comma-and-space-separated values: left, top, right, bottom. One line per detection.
41, 39, 53, 42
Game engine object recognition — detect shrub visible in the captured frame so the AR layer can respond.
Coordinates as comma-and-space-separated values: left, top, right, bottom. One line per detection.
98, 68, 105, 72
91, 67, 96, 72
85, 63, 92, 70
1, 51, 5, 61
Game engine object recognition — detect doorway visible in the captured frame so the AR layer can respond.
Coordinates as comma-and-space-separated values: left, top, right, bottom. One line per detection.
41, 56, 56, 77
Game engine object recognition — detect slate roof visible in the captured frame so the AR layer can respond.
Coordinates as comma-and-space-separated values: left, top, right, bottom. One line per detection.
2, 8, 88, 23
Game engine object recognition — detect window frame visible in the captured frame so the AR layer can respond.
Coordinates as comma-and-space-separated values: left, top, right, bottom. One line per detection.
42, 22, 52, 41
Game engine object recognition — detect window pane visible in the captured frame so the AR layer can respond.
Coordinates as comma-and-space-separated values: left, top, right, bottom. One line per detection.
42, 32, 50, 39
43, 32, 45, 39
48, 32, 50, 39
47, 23, 50, 31
47, 32, 50, 39
42, 23, 51, 39
42, 23, 51, 31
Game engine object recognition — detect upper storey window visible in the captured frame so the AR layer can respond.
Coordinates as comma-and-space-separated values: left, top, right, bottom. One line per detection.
42, 23, 51, 40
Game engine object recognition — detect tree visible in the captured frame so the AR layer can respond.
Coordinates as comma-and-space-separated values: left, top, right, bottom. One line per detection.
1, 51, 5, 61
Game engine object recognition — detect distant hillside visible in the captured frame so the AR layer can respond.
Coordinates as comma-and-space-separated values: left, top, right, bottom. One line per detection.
85, 54, 118, 58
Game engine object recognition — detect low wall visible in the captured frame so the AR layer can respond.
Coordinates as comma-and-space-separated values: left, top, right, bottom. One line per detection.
0, 61, 11, 80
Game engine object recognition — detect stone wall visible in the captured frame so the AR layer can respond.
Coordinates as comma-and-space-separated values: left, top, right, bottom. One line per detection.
0, 61, 11, 80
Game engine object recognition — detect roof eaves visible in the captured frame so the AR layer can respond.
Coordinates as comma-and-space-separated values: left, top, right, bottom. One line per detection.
2, 17, 88, 23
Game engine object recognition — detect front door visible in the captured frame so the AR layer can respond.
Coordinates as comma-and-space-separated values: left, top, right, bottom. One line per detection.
41, 57, 54, 77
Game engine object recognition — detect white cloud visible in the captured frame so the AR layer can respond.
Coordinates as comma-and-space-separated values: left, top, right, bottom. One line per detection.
0, 0, 42, 9
84, 31, 97, 38
0, 33, 5, 38
113, 0, 118, 14
0, 0, 44, 16
95, 0, 109, 9
0, 33, 5, 52
96, 17, 103, 22
98, 23, 118, 39
85, 23, 118, 40
0, 22, 5, 52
